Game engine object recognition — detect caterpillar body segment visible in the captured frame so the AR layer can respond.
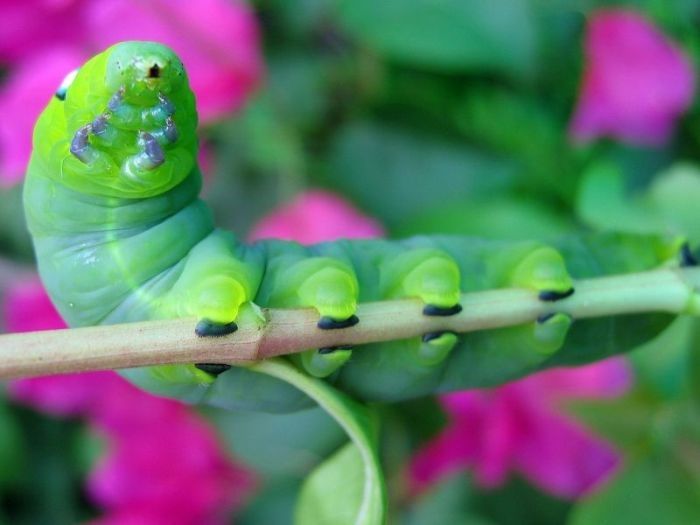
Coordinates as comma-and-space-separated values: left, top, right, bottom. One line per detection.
24, 42, 678, 411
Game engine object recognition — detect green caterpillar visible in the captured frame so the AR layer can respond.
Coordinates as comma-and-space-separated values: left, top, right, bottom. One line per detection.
24, 42, 679, 412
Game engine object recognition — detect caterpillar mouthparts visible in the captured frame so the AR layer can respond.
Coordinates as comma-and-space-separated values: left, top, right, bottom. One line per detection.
70, 86, 177, 175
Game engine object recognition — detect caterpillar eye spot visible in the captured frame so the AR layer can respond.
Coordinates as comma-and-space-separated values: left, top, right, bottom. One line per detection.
55, 68, 79, 101
148, 64, 160, 78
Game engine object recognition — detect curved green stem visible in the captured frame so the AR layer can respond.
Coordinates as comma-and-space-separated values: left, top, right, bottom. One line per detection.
251, 358, 386, 525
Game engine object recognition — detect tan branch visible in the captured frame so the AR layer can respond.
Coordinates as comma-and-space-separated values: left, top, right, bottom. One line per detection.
0, 267, 698, 380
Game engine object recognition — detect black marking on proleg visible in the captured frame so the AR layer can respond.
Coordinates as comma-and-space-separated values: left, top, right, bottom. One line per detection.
195, 319, 238, 337
317, 315, 359, 330
318, 345, 353, 354
423, 304, 463, 317
422, 331, 456, 343
537, 313, 556, 324
680, 242, 698, 267
195, 363, 231, 376
538, 288, 575, 302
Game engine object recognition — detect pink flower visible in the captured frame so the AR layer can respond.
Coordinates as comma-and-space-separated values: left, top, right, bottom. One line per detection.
3, 279, 256, 523
409, 359, 632, 499
0, 46, 85, 186
0, 0, 262, 185
87, 392, 254, 525
569, 9, 695, 145
0, 0, 86, 63
248, 190, 385, 244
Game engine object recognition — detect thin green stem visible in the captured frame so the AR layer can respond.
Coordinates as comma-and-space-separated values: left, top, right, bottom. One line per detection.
0, 266, 698, 379
251, 358, 385, 524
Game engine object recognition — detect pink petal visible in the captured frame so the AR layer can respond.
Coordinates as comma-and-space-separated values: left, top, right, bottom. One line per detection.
248, 190, 385, 244
0, 0, 86, 63
2, 278, 66, 331
513, 403, 621, 499
569, 9, 695, 145
8, 373, 117, 417
408, 424, 477, 493
84, 0, 263, 123
518, 358, 633, 401
439, 390, 490, 418
410, 390, 515, 492
471, 391, 520, 488
410, 360, 628, 498
0, 47, 86, 185
88, 394, 256, 521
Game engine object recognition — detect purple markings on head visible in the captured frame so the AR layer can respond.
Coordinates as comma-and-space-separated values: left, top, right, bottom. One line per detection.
91, 114, 109, 136
108, 87, 125, 112
70, 125, 92, 163
164, 117, 179, 143
157, 92, 175, 116
141, 132, 165, 167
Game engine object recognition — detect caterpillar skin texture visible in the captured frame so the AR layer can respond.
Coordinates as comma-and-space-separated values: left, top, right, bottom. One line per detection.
25, 42, 676, 412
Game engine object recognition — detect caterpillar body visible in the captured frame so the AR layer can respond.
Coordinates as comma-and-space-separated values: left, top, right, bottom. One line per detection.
24, 42, 676, 412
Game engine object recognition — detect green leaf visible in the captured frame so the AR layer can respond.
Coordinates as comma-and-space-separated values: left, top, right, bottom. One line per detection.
326, 121, 518, 228
296, 443, 374, 525
685, 318, 700, 407
474, 476, 572, 525
205, 91, 308, 235
403, 473, 493, 525
206, 407, 346, 479
397, 197, 574, 240
576, 162, 663, 235
576, 161, 700, 243
251, 359, 386, 525
0, 400, 24, 487
630, 316, 696, 401
334, 0, 538, 77
647, 163, 700, 243
569, 451, 700, 525
262, 0, 334, 40
266, 52, 334, 131
238, 478, 302, 525
454, 88, 576, 202
0, 186, 34, 259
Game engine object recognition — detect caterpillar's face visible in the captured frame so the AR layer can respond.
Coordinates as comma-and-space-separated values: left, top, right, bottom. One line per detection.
104, 42, 186, 104
35, 41, 198, 199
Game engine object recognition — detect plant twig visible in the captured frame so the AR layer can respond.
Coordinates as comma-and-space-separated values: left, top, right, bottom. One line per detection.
0, 267, 698, 380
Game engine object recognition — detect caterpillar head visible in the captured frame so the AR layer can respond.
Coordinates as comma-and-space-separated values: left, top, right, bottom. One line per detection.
104, 41, 186, 104
35, 41, 199, 199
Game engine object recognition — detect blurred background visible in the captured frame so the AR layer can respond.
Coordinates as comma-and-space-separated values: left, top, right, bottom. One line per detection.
1, 0, 700, 523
